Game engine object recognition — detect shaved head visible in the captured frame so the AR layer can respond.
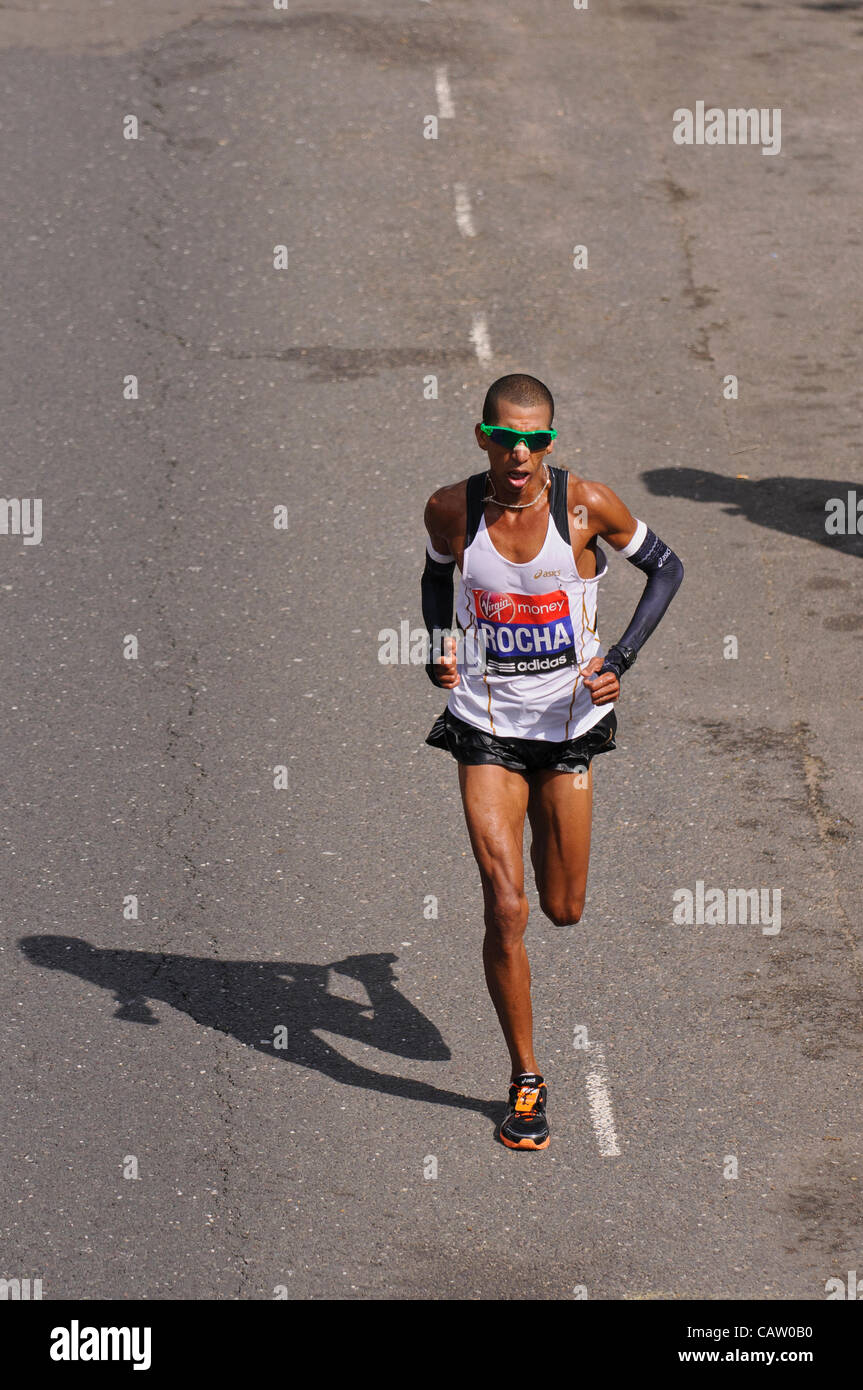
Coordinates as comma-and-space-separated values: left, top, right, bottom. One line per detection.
482, 373, 554, 428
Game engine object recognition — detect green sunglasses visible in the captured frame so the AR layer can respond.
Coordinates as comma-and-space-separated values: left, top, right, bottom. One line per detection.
479, 424, 558, 450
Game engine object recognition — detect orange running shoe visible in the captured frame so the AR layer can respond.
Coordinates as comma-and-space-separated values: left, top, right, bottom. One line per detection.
499, 1073, 550, 1150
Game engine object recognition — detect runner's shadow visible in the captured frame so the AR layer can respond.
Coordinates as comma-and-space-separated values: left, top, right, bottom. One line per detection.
643, 468, 863, 558
19, 936, 501, 1121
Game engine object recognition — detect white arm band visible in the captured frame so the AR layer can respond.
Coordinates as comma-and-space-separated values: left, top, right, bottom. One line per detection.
618, 519, 648, 558
426, 537, 455, 565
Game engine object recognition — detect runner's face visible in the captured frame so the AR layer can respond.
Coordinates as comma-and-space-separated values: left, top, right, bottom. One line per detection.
475, 399, 555, 497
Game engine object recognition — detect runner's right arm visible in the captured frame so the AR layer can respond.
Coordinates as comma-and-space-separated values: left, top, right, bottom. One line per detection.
422, 493, 460, 689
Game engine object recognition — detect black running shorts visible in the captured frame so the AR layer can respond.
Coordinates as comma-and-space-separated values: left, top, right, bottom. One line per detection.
425, 707, 617, 775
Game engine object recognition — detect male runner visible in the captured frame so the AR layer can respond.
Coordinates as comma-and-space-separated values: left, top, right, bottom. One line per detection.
421, 373, 683, 1150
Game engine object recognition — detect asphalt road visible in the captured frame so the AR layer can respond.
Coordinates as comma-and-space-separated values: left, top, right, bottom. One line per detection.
1, 0, 861, 1301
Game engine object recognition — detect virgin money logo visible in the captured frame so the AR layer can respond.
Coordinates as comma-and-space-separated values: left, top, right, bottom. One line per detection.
478, 592, 515, 623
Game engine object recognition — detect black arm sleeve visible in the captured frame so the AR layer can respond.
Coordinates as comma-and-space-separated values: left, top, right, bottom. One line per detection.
601, 528, 684, 679
421, 550, 456, 687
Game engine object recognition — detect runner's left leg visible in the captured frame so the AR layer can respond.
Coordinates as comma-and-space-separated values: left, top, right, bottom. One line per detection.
527, 767, 594, 925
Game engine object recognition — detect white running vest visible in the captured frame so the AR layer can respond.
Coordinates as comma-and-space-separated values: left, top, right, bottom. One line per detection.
447, 466, 613, 741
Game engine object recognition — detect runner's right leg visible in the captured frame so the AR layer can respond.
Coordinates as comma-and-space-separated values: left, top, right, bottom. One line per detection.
456, 762, 537, 1078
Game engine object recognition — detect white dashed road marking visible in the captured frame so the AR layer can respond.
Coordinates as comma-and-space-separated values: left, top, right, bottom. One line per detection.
585, 1042, 621, 1157
470, 312, 492, 365
453, 182, 476, 238
435, 65, 455, 119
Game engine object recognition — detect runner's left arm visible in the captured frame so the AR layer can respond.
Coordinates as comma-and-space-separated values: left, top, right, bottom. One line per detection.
588, 484, 684, 680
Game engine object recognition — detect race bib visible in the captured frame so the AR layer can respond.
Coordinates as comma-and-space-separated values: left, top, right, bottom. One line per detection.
473, 588, 576, 676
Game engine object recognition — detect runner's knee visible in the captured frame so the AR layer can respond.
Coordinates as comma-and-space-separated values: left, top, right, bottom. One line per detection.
482, 884, 529, 945
540, 895, 584, 927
